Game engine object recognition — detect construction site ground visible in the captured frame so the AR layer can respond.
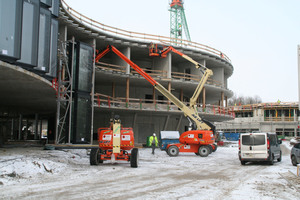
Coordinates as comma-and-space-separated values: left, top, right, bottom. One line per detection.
0, 141, 299, 200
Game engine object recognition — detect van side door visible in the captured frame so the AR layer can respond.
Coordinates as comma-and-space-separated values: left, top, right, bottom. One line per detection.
269, 134, 280, 158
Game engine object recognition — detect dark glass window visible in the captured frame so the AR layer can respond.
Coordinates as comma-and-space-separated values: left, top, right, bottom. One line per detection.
36, 7, 51, 72
47, 18, 58, 77
198, 134, 203, 139
19, 0, 39, 66
50, 0, 59, 17
242, 134, 265, 146
78, 45, 93, 92
0, 0, 23, 60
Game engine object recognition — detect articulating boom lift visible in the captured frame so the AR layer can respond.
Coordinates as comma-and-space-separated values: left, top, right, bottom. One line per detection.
95, 45, 216, 157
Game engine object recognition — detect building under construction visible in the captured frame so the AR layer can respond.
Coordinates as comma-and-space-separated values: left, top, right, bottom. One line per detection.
0, 0, 234, 145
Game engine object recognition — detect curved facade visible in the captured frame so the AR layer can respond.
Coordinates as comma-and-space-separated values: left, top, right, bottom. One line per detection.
0, 0, 234, 145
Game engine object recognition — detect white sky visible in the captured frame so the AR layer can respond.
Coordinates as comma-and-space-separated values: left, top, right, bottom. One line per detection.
65, 0, 300, 103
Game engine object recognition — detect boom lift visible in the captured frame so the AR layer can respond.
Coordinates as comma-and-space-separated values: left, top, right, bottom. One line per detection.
90, 115, 139, 168
95, 45, 216, 157
149, 43, 213, 129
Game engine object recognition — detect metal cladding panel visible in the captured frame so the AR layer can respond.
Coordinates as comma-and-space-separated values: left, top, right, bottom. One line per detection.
49, 0, 59, 17
71, 93, 92, 144
36, 7, 51, 72
40, 0, 52, 7
46, 18, 58, 77
0, 0, 23, 61
18, 0, 40, 67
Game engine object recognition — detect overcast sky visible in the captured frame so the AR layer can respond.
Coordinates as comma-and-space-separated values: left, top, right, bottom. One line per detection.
65, 0, 300, 103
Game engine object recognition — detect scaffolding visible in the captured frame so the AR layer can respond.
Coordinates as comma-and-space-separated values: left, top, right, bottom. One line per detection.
55, 37, 75, 144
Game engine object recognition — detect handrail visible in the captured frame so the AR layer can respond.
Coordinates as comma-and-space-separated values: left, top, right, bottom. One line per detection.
95, 62, 224, 88
94, 93, 235, 118
60, 0, 232, 63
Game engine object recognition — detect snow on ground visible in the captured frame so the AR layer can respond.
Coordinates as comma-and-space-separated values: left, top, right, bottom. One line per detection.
0, 141, 299, 200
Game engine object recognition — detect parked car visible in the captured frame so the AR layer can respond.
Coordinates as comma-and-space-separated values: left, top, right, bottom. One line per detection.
239, 132, 282, 165
291, 143, 300, 166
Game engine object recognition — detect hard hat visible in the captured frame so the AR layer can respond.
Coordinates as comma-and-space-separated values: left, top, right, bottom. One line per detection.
153, 133, 156, 136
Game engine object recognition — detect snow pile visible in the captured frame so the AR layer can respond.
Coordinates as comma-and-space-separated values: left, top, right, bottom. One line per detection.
0, 148, 89, 186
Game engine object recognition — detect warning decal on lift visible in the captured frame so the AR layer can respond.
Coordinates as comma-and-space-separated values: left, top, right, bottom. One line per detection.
188, 134, 194, 138
122, 135, 131, 141
103, 135, 112, 140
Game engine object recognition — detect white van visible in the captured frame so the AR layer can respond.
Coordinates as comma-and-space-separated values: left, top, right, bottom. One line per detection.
238, 132, 282, 165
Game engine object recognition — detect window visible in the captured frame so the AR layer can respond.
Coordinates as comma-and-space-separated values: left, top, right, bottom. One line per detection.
242, 135, 265, 145
269, 135, 277, 145
198, 134, 203, 139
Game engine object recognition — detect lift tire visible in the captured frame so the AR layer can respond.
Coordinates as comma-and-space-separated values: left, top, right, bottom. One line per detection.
198, 146, 210, 157
167, 146, 179, 157
90, 148, 103, 165
208, 145, 213, 154
130, 148, 139, 168
212, 144, 217, 152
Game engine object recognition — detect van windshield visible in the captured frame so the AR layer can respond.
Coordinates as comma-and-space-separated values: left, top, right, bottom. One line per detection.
242, 135, 265, 145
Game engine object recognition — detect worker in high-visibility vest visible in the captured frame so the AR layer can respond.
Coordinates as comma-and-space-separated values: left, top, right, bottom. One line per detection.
149, 133, 159, 155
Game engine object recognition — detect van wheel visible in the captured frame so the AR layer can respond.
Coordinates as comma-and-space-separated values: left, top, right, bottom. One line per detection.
198, 146, 210, 157
269, 154, 274, 165
241, 161, 246, 165
167, 146, 179, 157
291, 155, 298, 166
277, 151, 282, 162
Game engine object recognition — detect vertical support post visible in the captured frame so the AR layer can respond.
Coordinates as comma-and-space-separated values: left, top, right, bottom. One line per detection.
168, 82, 171, 105
126, 78, 130, 107
34, 113, 39, 140
11, 119, 14, 140
221, 92, 224, 108
164, 115, 170, 130
112, 82, 115, 99
298, 45, 300, 110
180, 89, 183, 102
18, 114, 22, 140
90, 38, 96, 144
153, 86, 156, 104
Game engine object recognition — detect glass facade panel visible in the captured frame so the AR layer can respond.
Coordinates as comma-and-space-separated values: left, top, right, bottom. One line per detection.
50, 0, 59, 17
78, 43, 93, 92
47, 18, 58, 77
19, 0, 39, 67
0, 0, 23, 60
36, 7, 51, 72
71, 94, 91, 144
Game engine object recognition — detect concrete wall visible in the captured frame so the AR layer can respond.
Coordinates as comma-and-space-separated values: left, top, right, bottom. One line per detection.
93, 111, 188, 144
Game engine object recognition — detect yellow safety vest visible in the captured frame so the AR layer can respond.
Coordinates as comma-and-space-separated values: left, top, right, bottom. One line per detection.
149, 136, 158, 147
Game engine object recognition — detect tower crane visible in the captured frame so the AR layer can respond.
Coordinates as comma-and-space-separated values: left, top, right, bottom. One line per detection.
169, 0, 191, 45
